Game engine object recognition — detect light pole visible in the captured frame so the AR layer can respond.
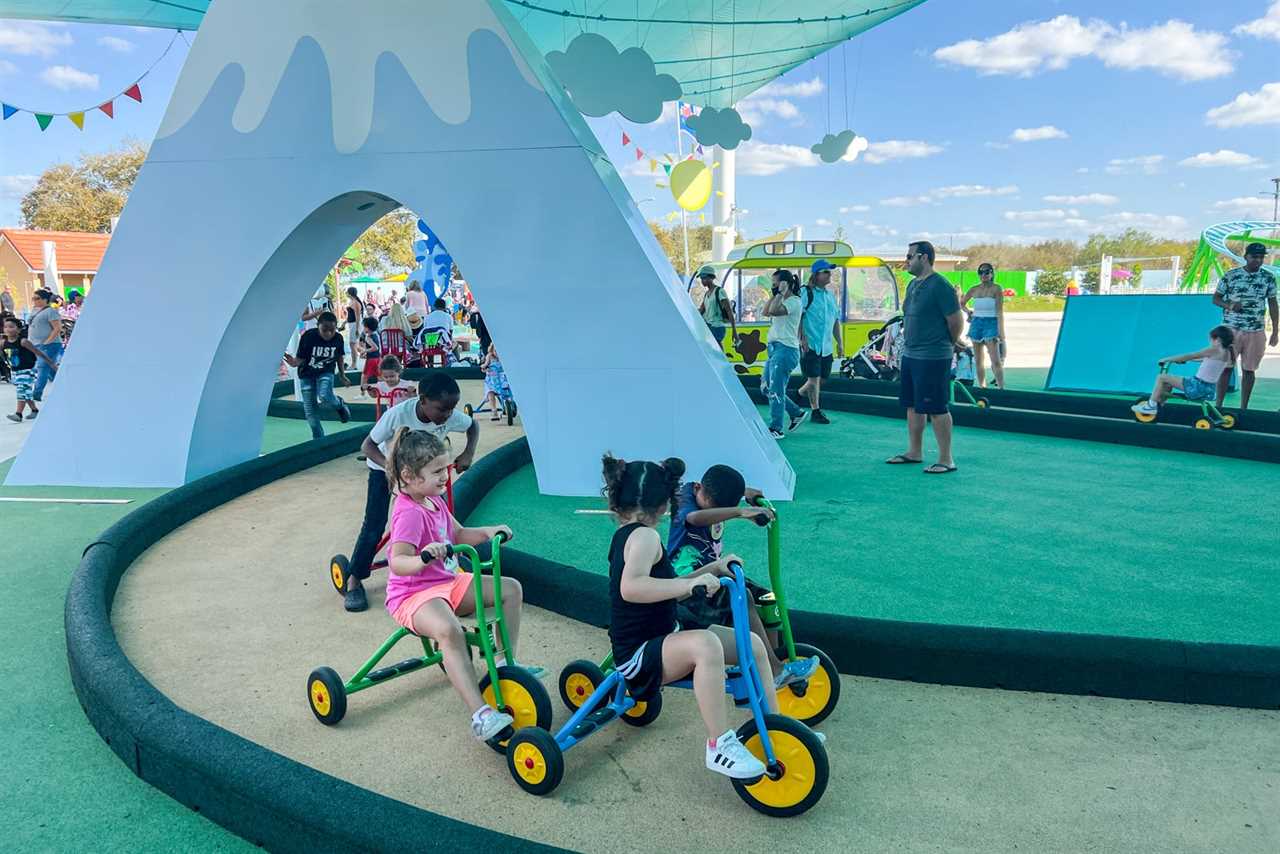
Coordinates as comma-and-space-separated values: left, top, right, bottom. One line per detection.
1260, 178, 1280, 222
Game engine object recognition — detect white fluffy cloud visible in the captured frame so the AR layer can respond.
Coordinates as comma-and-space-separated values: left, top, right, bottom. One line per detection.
1178, 150, 1261, 168
1235, 2, 1280, 41
814, 218, 833, 227
880, 195, 934, 207
999, 209, 1191, 238
1004, 209, 1075, 222
861, 139, 945, 164
97, 36, 134, 53
0, 175, 37, 199
933, 184, 1019, 198
1212, 197, 1276, 218
934, 15, 1233, 81
41, 64, 98, 91
736, 97, 801, 125
754, 76, 824, 98
0, 21, 71, 58
1043, 193, 1118, 205
839, 205, 871, 213
0, 59, 16, 75
735, 141, 819, 176
1011, 125, 1067, 142
1096, 212, 1192, 236
1105, 155, 1164, 175
1205, 82, 1280, 127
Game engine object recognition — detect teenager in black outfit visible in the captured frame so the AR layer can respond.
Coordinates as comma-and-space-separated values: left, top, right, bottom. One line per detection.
603, 454, 774, 780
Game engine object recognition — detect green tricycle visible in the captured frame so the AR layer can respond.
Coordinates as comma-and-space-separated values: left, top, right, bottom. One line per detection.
306, 534, 552, 753
557, 498, 841, 727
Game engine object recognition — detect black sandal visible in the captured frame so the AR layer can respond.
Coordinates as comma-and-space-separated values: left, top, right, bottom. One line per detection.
885, 454, 922, 464
923, 463, 957, 474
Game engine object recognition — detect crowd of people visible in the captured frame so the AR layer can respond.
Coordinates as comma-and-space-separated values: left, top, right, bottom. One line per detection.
0, 284, 85, 422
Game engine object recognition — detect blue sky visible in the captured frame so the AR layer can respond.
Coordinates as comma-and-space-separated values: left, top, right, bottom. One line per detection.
1, 2, 1278, 253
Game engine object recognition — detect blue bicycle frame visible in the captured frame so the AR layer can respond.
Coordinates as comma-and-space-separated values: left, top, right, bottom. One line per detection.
550, 562, 777, 768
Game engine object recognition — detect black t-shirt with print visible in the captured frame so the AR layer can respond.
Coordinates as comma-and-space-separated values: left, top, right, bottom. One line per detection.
296, 328, 345, 379
3, 337, 36, 371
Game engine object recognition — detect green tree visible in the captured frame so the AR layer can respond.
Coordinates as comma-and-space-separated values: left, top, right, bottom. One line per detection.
20, 140, 147, 232
348, 208, 417, 276
1081, 268, 1100, 293
1035, 269, 1067, 297
647, 221, 715, 277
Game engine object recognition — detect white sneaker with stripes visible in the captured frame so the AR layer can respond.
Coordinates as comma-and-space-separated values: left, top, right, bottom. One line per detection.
705, 730, 766, 780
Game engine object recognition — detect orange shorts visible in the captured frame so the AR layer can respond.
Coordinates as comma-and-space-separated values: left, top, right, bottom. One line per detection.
390, 572, 474, 632
1232, 329, 1267, 372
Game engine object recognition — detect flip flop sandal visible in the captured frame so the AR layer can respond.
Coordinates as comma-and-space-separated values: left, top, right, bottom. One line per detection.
886, 454, 923, 464
923, 463, 958, 474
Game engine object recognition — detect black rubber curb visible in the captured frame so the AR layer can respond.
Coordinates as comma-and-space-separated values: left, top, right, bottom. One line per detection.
66, 429, 562, 854
741, 380, 1280, 463
268, 366, 484, 422
779, 374, 1280, 435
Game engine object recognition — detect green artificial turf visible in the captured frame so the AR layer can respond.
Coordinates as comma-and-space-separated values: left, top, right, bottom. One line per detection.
0, 416, 326, 852
469, 409, 1280, 647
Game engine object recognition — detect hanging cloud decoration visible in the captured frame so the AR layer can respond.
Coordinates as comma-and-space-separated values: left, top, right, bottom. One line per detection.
545, 32, 680, 123
685, 106, 752, 150
406, 218, 453, 301
843, 134, 870, 162
811, 129, 865, 163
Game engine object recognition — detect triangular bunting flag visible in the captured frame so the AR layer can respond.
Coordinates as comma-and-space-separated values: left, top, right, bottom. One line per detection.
699, 214, 706, 224
99, 101, 114, 118
124, 84, 142, 103
68, 112, 85, 130
662, 163, 671, 175
35, 113, 53, 131
621, 131, 631, 146
697, 145, 704, 155
635, 148, 644, 161
649, 158, 657, 172
2, 104, 16, 120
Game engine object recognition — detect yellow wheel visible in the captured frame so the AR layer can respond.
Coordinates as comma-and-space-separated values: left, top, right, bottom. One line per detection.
306, 666, 346, 725
1221, 414, 1236, 430
620, 690, 662, 727
776, 643, 841, 726
557, 659, 605, 712
732, 714, 829, 817
1194, 418, 1212, 430
328, 554, 349, 595
505, 727, 564, 795
975, 398, 989, 409
479, 665, 553, 754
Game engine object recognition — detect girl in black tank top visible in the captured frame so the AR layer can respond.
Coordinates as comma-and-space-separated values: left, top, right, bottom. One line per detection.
600, 454, 774, 782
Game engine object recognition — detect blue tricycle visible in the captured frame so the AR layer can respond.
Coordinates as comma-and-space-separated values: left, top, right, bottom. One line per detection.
503, 563, 830, 817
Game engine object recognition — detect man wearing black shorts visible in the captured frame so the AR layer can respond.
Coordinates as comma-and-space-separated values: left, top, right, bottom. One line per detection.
797, 259, 844, 423
888, 241, 963, 473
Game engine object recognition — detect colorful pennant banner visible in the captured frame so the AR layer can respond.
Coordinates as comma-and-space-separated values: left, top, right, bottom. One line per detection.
0, 31, 182, 133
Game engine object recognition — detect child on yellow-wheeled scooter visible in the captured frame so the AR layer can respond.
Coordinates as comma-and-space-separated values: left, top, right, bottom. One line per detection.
1132, 325, 1234, 418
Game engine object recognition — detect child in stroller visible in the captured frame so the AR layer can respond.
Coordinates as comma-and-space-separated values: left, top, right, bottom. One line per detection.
841, 314, 902, 380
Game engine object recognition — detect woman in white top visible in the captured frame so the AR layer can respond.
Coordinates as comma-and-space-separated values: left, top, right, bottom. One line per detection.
959, 263, 1005, 389
1132, 326, 1235, 417
761, 269, 808, 438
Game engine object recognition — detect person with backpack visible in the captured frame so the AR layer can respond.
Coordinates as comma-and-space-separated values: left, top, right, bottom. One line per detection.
797, 259, 844, 424
695, 265, 737, 352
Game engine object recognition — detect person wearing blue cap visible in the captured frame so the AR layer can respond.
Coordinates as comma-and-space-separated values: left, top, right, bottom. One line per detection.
797, 259, 844, 423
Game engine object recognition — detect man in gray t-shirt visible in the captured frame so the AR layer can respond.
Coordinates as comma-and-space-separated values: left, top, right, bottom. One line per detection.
888, 241, 963, 474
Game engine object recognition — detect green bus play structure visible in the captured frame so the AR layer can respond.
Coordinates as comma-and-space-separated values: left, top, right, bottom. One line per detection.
1182, 221, 1280, 291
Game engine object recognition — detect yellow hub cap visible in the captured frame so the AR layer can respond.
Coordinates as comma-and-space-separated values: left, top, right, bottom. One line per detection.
777, 664, 832, 721
741, 730, 817, 808
330, 562, 344, 588
483, 679, 538, 743
624, 700, 649, 719
310, 680, 331, 716
512, 743, 548, 784
564, 673, 596, 708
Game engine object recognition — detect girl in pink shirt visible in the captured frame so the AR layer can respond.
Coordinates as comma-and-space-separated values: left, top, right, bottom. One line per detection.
384, 426, 521, 742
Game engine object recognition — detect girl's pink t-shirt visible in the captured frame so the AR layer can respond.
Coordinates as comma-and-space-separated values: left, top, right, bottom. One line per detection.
385, 492, 461, 615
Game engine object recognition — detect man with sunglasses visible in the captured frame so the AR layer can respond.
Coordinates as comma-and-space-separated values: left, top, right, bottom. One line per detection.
887, 241, 963, 474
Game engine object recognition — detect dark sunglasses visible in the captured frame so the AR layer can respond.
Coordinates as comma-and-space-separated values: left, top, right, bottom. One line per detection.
978, 268, 993, 274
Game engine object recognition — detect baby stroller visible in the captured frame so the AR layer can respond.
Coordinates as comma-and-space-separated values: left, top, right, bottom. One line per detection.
841, 315, 902, 381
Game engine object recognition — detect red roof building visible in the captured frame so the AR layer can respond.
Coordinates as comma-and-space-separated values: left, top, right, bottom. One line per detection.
0, 229, 110, 314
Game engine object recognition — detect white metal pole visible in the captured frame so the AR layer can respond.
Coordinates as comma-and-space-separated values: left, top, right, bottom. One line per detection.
676, 114, 690, 277
712, 145, 736, 262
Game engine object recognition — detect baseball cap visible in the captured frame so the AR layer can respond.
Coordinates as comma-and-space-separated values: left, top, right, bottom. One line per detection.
1244, 242, 1268, 256
811, 259, 836, 274
697, 265, 717, 278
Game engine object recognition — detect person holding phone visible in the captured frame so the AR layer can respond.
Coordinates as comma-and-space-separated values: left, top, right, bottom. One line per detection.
761, 269, 808, 439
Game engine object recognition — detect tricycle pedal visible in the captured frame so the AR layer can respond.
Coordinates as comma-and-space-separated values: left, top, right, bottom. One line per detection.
569, 707, 617, 739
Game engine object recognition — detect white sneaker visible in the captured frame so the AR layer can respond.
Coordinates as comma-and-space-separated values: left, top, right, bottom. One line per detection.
769, 427, 786, 439
706, 730, 767, 780
471, 706, 514, 741
788, 409, 809, 432
1131, 400, 1157, 416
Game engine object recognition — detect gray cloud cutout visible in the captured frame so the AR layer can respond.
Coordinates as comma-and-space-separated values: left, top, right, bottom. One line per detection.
685, 106, 753, 150
545, 32, 681, 123
811, 130, 857, 163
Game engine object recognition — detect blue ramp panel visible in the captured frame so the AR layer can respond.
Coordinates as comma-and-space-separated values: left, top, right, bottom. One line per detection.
1047, 294, 1229, 395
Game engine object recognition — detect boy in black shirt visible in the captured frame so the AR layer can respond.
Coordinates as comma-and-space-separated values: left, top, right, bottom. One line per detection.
284, 311, 352, 438
667, 464, 819, 689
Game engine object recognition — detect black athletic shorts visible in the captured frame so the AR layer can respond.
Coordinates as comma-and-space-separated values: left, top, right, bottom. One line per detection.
615, 635, 670, 701
899, 356, 951, 416
800, 350, 834, 379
